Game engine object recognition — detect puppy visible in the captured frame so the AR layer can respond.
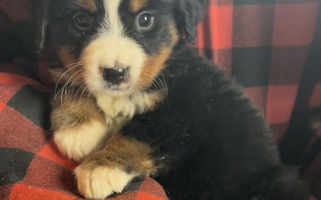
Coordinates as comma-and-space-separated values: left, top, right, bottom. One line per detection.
29, 0, 308, 199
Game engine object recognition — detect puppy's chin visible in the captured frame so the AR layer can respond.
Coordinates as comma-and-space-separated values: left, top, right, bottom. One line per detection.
96, 87, 137, 97
88, 81, 139, 97
95, 89, 135, 97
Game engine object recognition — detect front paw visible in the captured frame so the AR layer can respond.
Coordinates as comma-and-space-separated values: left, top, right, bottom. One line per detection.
54, 120, 108, 162
75, 164, 135, 199
74, 134, 157, 199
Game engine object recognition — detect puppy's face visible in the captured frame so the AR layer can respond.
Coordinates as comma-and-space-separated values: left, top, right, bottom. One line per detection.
30, 0, 208, 95
48, 0, 179, 96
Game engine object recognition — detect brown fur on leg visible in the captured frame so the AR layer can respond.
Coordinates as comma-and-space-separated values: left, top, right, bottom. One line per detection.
51, 89, 111, 161
75, 133, 157, 199
51, 90, 105, 131
81, 133, 157, 175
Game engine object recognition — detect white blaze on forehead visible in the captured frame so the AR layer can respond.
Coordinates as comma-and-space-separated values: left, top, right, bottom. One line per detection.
81, 0, 147, 95
103, 0, 123, 36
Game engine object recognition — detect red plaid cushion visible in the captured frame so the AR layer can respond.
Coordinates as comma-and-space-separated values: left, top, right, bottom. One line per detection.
1, 0, 321, 199
0, 71, 168, 200
196, 0, 321, 187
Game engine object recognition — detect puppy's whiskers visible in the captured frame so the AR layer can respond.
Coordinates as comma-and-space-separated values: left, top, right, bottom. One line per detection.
54, 57, 90, 106
79, 84, 90, 102
66, 70, 86, 95
152, 73, 168, 95
54, 67, 80, 101
160, 73, 168, 95
152, 77, 162, 89
73, 75, 91, 102
54, 64, 79, 95
60, 73, 87, 110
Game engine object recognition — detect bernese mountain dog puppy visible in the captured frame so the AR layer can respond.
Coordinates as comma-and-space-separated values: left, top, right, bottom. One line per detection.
29, 0, 308, 199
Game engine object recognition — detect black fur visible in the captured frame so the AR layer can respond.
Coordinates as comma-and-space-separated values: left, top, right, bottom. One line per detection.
29, 0, 177, 57
175, 0, 209, 42
28, 0, 207, 57
29, 0, 308, 199
119, 0, 176, 55
29, 0, 50, 53
124, 48, 308, 200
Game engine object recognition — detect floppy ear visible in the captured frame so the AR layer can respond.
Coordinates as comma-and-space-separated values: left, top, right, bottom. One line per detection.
28, 0, 50, 53
175, 0, 209, 43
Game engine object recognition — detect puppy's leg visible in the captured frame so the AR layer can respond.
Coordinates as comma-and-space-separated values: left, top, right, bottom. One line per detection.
75, 133, 156, 199
51, 93, 108, 162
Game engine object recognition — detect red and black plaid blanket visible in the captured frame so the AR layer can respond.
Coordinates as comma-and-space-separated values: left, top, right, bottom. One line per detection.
1, 0, 321, 199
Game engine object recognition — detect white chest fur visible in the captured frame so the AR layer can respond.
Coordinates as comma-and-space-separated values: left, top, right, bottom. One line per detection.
95, 90, 165, 130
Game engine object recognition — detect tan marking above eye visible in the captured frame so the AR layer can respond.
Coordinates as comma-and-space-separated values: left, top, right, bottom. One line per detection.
130, 0, 148, 13
77, 0, 97, 12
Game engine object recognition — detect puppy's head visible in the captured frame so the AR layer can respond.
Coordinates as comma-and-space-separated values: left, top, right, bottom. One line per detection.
30, 0, 208, 96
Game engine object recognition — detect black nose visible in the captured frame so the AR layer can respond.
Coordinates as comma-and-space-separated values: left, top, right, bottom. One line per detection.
102, 67, 128, 85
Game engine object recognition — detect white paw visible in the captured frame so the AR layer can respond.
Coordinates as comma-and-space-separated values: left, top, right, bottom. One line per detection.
54, 120, 108, 162
75, 166, 135, 199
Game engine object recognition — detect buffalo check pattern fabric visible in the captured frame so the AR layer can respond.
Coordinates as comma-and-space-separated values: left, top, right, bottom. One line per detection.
0, 0, 321, 199
0, 75, 168, 200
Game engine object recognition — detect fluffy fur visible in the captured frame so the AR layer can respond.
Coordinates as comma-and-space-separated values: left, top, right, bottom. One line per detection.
29, 0, 308, 199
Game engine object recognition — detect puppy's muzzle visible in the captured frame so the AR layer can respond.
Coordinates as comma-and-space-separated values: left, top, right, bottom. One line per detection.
102, 66, 129, 85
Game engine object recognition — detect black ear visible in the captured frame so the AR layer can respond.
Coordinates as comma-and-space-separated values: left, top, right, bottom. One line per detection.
175, 0, 209, 43
28, 0, 50, 53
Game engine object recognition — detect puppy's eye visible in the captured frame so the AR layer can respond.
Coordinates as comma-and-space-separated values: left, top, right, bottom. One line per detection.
73, 12, 94, 31
136, 11, 155, 31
